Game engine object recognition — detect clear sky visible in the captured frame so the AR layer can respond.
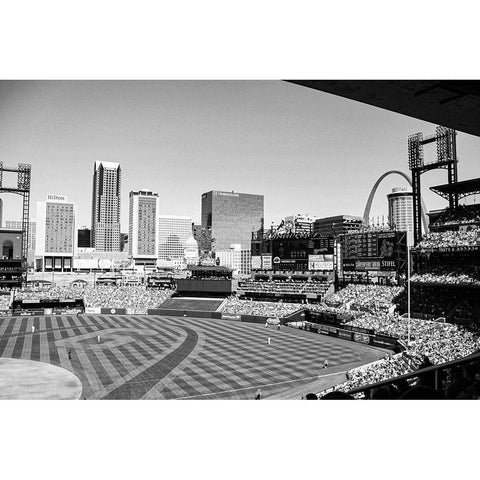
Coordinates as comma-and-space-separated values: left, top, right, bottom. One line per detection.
1, 80, 479, 230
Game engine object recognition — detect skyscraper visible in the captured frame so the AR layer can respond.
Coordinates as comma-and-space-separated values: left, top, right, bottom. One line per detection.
35, 194, 77, 271
91, 161, 121, 252
388, 187, 414, 245
201, 190, 264, 251
158, 215, 193, 260
77, 227, 91, 248
129, 189, 159, 265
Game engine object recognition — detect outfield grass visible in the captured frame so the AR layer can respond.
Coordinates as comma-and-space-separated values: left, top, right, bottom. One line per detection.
160, 297, 225, 311
0, 314, 387, 399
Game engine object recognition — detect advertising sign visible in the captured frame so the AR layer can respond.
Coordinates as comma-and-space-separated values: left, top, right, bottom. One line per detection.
251, 256, 262, 270
342, 259, 356, 271
353, 333, 371, 344
369, 335, 398, 349
308, 254, 334, 271
356, 260, 381, 271
380, 259, 397, 270
337, 329, 353, 341
262, 255, 272, 269
100, 307, 126, 315
317, 325, 338, 336
85, 307, 101, 314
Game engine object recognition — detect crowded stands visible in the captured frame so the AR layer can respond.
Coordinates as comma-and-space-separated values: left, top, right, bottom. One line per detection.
415, 228, 480, 249
0, 294, 11, 310
321, 284, 402, 314
13, 285, 173, 313
320, 315, 480, 396
433, 204, 480, 227
220, 297, 304, 317
238, 279, 330, 297
411, 272, 480, 286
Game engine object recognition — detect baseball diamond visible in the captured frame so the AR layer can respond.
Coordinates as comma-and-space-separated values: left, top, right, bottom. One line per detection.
0, 314, 387, 399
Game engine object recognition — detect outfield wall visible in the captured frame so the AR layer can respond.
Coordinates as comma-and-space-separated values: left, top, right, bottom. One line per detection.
302, 322, 402, 352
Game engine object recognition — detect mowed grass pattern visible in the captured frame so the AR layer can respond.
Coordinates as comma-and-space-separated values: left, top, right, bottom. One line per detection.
160, 298, 224, 311
0, 315, 386, 399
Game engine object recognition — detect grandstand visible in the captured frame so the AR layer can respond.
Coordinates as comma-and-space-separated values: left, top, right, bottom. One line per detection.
0, 279, 479, 399
237, 276, 333, 303
10, 285, 173, 315
402, 179, 480, 328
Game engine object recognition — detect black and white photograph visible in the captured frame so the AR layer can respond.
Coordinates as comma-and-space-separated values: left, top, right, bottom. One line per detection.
1, 2, 478, 479
2, 81, 480, 401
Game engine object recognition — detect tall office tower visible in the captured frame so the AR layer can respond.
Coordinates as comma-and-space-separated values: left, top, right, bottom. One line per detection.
158, 215, 193, 260
77, 227, 91, 248
91, 161, 121, 252
388, 187, 414, 245
129, 189, 159, 265
201, 190, 264, 251
35, 194, 77, 271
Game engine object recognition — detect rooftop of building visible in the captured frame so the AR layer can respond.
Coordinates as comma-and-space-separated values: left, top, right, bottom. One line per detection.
203, 190, 264, 198
95, 161, 120, 170
158, 215, 192, 220
314, 215, 363, 223
129, 189, 159, 197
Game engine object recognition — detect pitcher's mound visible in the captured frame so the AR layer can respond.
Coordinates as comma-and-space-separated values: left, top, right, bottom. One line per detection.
0, 359, 82, 400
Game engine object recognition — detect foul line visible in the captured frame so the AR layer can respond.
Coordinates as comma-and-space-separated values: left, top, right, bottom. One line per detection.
175, 370, 347, 400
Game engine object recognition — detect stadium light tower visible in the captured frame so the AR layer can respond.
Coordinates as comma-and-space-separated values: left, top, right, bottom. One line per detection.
408, 126, 458, 245
0, 162, 32, 284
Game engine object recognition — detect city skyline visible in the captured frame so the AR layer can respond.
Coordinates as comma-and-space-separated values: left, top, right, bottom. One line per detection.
1, 81, 480, 231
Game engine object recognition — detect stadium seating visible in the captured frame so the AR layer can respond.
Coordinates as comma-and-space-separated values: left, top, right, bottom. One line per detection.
432, 204, 480, 227
317, 313, 480, 397
321, 284, 402, 315
220, 297, 304, 317
416, 228, 480, 249
13, 285, 173, 313
237, 279, 330, 298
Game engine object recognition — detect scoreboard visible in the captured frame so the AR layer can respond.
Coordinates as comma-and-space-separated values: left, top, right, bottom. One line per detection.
341, 231, 406, 272
252, 235, 335, 271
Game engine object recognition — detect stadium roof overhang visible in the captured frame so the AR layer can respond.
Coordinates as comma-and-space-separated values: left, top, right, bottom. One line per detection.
430, 177, 480, 200
287, 81, 480, 138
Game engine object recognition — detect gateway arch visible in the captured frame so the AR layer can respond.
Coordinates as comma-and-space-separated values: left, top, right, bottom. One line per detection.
363, 170, 429, 233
